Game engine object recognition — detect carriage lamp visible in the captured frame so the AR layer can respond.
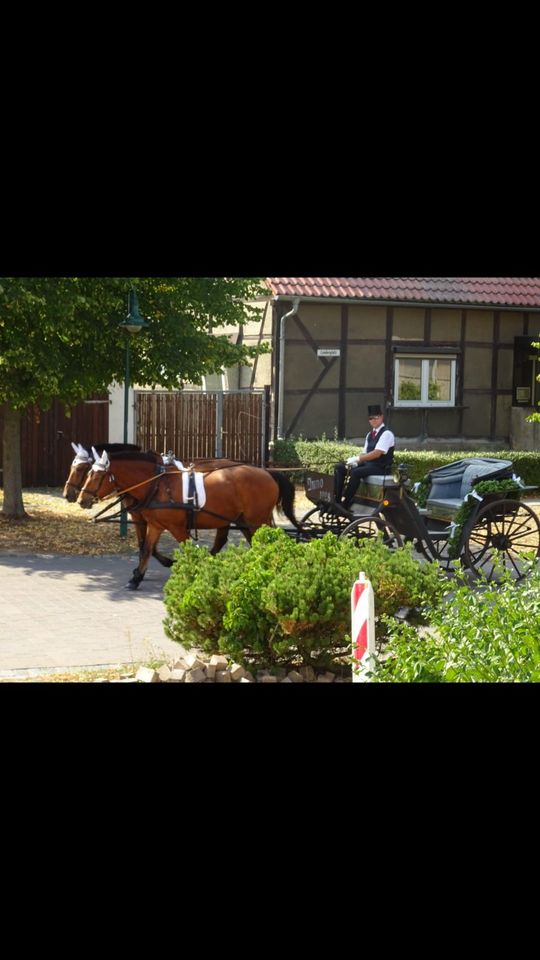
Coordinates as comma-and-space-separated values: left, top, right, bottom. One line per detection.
118, 287, 148, 537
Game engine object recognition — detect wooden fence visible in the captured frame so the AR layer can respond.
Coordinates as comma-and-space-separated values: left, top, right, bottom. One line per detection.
135, 390, 268, 466
0, 397, 109, 487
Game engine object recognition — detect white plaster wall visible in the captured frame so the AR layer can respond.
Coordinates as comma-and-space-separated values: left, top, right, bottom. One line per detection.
108, 381, 136, 443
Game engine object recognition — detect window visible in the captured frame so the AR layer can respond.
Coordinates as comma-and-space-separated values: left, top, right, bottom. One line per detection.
394, 354, 456, 407
512, 336, 539, 407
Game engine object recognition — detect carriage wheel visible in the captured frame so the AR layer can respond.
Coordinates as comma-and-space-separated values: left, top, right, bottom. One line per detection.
463, 498, 540, 581
424, 538, 455, 570
297, 504, 351, 541
338, 515, 404, 549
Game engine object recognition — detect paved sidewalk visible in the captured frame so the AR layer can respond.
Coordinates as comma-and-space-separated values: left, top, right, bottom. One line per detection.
0, 548, 186, 678
0, 511, 304, 678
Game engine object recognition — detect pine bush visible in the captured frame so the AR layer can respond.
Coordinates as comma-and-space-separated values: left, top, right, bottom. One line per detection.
163, 528, 446, 670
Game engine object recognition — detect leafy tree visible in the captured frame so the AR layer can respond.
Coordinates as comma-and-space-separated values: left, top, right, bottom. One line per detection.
526, 334, 540, 425
0, 277, 268, 518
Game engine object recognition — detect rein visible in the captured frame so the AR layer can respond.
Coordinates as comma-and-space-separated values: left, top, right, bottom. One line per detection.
91, 493, 128, 522
85, 470, 165, 504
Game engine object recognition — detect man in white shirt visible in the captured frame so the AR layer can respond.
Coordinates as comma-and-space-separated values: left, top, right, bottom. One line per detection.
334, 404, 395, 510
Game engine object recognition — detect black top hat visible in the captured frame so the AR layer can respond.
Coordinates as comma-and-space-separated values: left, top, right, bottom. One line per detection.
368, 404, 382, 416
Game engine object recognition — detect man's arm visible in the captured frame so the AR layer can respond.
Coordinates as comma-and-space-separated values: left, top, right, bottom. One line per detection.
353, 448, 385, 465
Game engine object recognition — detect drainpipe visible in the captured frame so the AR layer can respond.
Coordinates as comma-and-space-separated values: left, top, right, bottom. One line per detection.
277, 297, 300, 439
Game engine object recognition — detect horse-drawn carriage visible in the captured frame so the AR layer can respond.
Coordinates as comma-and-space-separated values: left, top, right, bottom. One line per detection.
295, 457, 540, 581
64, 444, 540, 587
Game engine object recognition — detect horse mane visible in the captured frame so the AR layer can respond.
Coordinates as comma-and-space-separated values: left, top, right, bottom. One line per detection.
104, 450, 160, 463
91, 442, 142, 453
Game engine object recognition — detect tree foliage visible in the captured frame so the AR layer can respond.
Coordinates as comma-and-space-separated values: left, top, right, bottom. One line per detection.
0, 277, 269, 410
526, 335, 540, 424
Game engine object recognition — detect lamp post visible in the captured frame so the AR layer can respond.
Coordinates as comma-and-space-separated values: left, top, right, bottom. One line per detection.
118, 287, 147, 537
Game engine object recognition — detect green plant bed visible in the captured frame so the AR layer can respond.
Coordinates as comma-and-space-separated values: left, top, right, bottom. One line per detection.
371, 562, 540, 682
163, 527, 446, 670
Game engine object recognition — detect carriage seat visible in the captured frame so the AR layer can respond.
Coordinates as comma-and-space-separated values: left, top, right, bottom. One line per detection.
354, 475, 391, 501
426, 458, 514, 522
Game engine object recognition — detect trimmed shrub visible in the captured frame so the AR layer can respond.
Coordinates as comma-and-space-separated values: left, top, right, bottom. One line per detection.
163, 527, 446, 670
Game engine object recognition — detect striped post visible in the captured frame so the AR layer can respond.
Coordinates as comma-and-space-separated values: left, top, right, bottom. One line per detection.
351, 572, 376, 682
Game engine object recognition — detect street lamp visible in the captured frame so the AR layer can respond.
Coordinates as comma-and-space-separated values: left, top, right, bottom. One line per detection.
118, 287, 147, 537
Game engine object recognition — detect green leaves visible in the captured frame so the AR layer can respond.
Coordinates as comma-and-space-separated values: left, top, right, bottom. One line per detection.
0, 277, 269, 409
373, 563, 540, 682
162, 528, 445, 670
447, 479, 522, 558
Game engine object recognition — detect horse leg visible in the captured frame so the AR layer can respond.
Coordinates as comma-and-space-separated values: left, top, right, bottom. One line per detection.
127, 523, 162, 590
238, 509, 275, 547
235, 514, 253, 547
130, 515, 147, 561
128, 511, 173, 569
152, 547, 174, 568
210, 526, 230, 555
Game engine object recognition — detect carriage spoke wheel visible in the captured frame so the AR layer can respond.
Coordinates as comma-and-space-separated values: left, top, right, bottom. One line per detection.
338, 515, 403, 549
297, 504, 351, 541
464, 498, 540, 581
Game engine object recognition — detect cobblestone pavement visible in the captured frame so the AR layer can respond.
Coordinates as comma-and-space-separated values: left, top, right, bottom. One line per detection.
0, 529, 228, 678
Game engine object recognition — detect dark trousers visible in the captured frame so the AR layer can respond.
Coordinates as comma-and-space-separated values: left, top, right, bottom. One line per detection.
334, 461, 381, 507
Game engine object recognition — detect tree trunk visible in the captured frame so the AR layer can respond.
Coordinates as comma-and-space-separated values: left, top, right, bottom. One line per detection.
0, 404, 28, 519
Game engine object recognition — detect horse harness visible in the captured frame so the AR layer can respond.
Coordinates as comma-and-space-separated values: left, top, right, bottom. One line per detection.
91, 462, 254, 538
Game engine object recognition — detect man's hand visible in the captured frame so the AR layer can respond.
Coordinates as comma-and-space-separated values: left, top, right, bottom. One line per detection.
346, 456, 359, 466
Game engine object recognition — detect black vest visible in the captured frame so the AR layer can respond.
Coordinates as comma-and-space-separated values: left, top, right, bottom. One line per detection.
366, 426, 394, 471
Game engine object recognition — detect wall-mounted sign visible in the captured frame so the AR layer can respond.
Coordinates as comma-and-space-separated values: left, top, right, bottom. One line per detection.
317, 348, 340, 357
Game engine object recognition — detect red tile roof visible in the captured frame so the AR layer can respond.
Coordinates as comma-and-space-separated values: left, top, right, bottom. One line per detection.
267, 278, 540, 309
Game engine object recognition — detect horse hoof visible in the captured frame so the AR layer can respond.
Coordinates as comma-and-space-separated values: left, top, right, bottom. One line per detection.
126, 580, 140, 590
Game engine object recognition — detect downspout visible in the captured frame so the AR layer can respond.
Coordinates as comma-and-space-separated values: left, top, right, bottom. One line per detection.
277, 297, 300, 439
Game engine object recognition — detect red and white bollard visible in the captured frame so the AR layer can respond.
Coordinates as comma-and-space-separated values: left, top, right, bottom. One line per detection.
351, 572, 376, 682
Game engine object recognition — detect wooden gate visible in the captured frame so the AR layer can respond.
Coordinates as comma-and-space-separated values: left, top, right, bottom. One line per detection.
135, 390, 268, 466
0, 396, 109, 487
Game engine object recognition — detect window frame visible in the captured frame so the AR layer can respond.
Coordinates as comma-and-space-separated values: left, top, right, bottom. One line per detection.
393, 353, 457, 408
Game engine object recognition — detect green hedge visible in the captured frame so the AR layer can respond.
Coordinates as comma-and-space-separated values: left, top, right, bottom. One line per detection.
272, 438, 540, 488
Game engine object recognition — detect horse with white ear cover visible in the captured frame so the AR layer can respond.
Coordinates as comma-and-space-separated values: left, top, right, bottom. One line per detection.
91, 447, 110, 470
71, 442, 92, 462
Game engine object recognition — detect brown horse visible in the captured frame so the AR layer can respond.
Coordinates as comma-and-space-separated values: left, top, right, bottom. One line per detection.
76, 450, 298, 589
63, 443, 247, 566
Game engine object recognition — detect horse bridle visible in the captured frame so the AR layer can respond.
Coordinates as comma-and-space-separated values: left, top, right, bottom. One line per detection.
65, 461, 92, 496
79, 463, 117, 503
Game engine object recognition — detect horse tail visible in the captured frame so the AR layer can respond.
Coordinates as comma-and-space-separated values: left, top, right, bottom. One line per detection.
267, 470, 300, 529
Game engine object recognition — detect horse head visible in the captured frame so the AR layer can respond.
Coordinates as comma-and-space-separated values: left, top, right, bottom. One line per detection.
63, 443, 94, 501
77, 449, 113, 509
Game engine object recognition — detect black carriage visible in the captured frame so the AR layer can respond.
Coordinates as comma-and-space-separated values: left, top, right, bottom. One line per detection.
298, 458, 540, 581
